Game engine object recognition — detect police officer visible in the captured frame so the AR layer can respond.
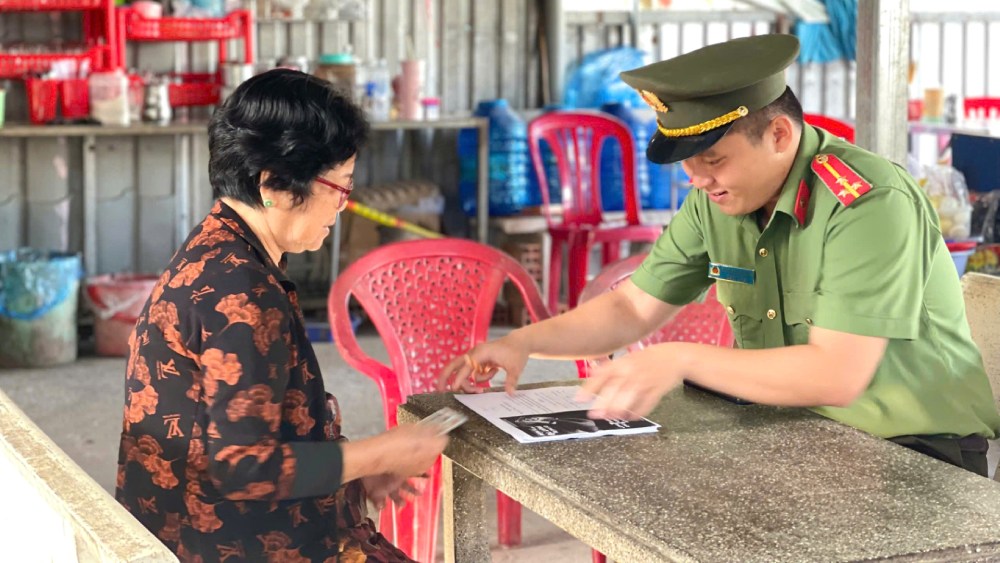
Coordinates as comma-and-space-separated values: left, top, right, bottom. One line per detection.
438, 34, 1000, 476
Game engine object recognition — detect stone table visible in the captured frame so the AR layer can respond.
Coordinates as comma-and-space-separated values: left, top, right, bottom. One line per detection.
399, 382, 1000, 563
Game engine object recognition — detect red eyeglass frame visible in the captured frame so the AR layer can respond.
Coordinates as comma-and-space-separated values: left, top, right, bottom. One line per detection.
315, 176, 353, 200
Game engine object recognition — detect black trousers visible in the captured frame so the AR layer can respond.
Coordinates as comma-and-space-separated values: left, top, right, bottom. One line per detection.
890, 434, 990, 477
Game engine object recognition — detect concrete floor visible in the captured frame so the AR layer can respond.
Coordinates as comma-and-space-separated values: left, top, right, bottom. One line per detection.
0, 326, 594, 562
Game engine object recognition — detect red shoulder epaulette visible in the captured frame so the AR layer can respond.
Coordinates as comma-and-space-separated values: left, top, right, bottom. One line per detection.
811, 153, 872, 206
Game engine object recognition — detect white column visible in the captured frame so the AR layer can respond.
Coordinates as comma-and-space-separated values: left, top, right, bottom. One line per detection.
855, 0, 910, 166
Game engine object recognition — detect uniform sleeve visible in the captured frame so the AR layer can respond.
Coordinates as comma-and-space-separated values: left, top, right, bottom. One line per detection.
630, 193, 713, 305
198, 279, 343, 501
813, 186, 935, 339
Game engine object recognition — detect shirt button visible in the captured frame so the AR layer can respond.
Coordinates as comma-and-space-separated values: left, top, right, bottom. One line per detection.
726, 306, 735, 315
759, 248, 769, 257
806, 318, 813, 325
767, 309, 777, 320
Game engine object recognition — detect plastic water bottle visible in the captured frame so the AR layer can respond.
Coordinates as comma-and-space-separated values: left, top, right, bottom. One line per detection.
458, 99, 530, 216
526, 104, 563, 207
364, 59, 391, 122
599, 103, 653, 211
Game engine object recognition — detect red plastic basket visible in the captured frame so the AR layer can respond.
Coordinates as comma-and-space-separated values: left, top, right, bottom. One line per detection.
0, 0, 103, 11
168, 81, 221, 107
0, 46, 106, 79
122, 10, 246, 41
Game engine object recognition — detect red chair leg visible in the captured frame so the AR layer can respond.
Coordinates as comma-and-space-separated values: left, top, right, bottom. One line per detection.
496, 490, 523, 547
548, 238, 564, 313
592, 549, 608, 563
567, 236, 592, 309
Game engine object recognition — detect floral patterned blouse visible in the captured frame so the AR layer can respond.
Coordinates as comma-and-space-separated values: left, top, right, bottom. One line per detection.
116, 201, 412, 562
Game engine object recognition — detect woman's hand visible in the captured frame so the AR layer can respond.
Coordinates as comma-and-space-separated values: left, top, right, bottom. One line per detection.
436, 334, 530, 394
342, 423, 447, 484
361, 473, 425, 510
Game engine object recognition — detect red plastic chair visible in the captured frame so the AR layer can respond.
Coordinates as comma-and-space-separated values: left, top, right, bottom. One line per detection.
528, 111, 664, 313
573, 253, 734, 380
328, 238, 550, 563
804, 113, 855, 143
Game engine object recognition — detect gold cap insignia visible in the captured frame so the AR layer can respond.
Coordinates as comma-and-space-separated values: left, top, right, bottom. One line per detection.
640, 90, 668, 113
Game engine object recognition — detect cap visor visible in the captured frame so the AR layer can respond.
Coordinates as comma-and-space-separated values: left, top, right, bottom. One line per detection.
645, 123, 733, 164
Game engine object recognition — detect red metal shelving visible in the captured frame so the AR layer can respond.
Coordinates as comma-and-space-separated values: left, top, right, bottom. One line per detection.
0, 45, 108, 79
121, 10, 248, 42
0, 0, 103, 11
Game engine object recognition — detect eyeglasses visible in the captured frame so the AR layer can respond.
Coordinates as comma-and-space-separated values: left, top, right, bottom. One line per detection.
315, 176, 353, 201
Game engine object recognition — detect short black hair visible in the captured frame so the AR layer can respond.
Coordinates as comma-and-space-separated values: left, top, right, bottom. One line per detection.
208, 69, 369, 207
730, 87, 804, 143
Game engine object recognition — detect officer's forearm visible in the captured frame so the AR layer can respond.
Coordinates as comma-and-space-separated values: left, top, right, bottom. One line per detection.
678, 340, 883, 407
509, 285, 681, 361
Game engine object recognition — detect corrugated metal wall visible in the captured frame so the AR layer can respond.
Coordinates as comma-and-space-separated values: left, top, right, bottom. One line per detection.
1, 4, 997, 290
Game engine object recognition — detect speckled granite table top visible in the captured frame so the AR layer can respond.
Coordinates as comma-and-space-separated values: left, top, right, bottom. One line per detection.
400, 382, 1000, 563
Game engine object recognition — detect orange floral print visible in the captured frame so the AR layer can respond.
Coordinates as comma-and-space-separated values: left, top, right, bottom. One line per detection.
277, 444, 296, 498
228, 481, 276, 500
149, 300, 197, 362
169, 248, 221, 289
127, 435, 179, 490
282, 390, 314, 436
215, 293, 262, 328
126, 329, 152, 385
254, 308, 284, 356
150, 269, 171, 304
185, 494, 223, 533
187, 433, 207, 473
177, 542, 206, 563
258, 531, 293, 552
125, 385, 159, 429
158, 512, 181, 544
213, 439, 278, 468
187, 215, 236, 251
226, 384, 281, 431
201, 348, 243, 403
334, 539, 368, 563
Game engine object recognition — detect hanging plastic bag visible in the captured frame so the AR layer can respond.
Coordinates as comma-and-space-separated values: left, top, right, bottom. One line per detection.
563, 47, 647, 109
921, 164, 973, 240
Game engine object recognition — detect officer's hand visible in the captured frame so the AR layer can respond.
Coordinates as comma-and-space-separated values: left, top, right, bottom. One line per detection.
436, 335, 529, 394
577, 344, 685, 420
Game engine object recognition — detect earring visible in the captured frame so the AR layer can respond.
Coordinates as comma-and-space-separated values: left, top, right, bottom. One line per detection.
264, 200, 274, 208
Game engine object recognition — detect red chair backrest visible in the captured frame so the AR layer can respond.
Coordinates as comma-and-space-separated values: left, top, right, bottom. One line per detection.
804, 113, 855, 143
528, 111, 643, 230
575, 253, 734, 377
328, 238, 550, 427
964, 97, 1000, 121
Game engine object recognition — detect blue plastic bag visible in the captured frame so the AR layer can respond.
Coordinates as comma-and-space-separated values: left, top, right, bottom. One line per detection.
564, 47, 648, 109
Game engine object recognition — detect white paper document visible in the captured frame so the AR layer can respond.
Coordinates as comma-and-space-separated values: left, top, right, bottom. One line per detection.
453, 385, 660, 444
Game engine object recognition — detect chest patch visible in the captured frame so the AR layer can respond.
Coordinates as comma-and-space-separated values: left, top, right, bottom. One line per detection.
708, 262, 755, 285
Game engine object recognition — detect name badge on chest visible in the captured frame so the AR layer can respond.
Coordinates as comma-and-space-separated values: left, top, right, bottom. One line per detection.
708, 262, 755, 285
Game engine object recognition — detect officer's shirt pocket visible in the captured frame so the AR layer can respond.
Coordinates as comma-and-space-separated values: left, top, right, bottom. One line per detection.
782, 291, 817, 345
715, 282, 763, 349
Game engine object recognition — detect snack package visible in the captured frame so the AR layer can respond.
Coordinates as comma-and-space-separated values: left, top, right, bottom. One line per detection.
921, 164, 973, 240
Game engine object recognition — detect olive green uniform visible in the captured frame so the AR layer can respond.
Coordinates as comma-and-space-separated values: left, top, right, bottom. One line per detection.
631, 125, 1000, 441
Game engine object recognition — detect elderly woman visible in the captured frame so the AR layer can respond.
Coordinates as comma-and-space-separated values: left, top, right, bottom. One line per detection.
116, 69, 446, 562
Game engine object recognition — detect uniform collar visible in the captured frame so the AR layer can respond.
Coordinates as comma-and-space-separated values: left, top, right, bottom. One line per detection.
212, 200, 293, 286
772, 124, 821, 227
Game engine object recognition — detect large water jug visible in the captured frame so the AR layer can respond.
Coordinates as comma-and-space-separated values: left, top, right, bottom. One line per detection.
526, 104, 563, 208
599, 103, 652, 211
458, 99, 530, 216
649, 162, 692, 211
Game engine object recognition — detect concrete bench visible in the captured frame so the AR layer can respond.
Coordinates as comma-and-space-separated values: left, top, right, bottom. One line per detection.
0, 388, 177, 562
